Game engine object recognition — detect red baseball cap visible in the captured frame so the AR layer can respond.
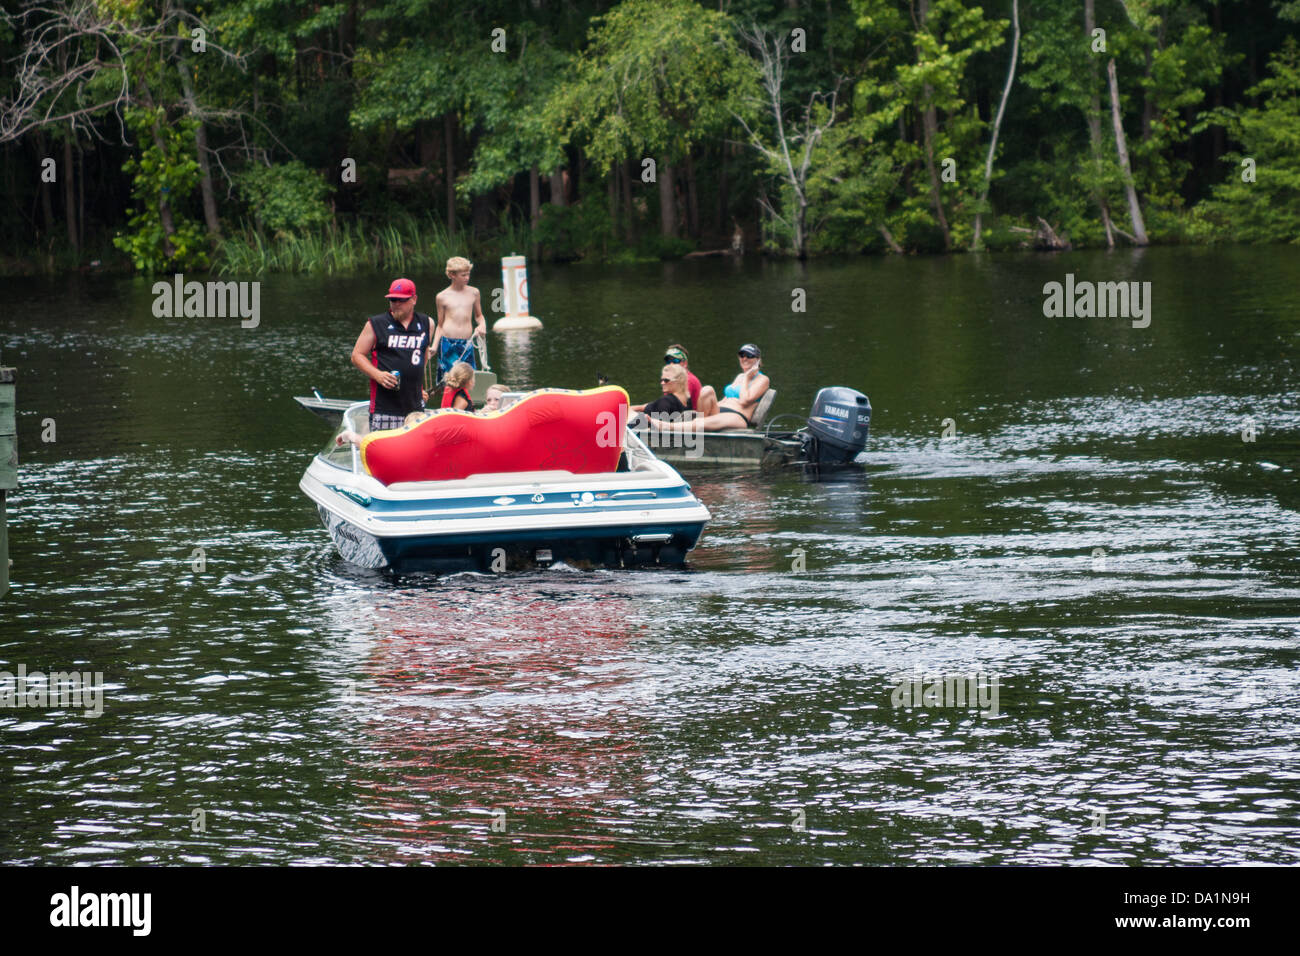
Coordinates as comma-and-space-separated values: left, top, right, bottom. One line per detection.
384, 278, 416, 299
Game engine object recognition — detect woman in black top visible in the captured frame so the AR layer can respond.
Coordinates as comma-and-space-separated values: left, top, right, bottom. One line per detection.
642, 364, 690, 419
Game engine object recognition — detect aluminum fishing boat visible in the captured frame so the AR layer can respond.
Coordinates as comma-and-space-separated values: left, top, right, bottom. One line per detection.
300, 391, 711, 572
629, 386, 872, 469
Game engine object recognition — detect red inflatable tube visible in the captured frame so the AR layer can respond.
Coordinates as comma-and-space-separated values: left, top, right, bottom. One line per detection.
360, 386, 629, 484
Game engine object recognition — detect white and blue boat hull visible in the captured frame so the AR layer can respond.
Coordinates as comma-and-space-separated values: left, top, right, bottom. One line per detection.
300, 410, 710, 571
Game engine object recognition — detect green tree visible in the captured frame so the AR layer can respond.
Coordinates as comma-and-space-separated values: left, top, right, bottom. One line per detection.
1117, 0, 1228, 238
849, 0, 1007, 251
233, 161, 333, 236
548, 0, 757, 238
1018, 0, 1130, 246
113, 106, 208, 272
1193, 36, 1300, 242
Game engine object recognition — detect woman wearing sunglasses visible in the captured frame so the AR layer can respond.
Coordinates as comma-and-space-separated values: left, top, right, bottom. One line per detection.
637, 364, 692, 420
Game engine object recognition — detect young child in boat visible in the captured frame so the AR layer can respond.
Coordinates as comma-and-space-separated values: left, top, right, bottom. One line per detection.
482, 383, 508, 412
440, 362, 476, 411
335, 408, 435, 446
433, 257, 488, 383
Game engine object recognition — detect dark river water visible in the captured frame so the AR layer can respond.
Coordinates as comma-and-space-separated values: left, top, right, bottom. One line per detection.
2, 246, 1298, 865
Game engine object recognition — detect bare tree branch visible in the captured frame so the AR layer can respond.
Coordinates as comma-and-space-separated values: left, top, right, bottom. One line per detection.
0, 1, 247, 144
733, 22, 841, 258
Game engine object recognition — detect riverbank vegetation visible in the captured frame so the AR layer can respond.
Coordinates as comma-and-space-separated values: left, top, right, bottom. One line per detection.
0, 0, 1296, 276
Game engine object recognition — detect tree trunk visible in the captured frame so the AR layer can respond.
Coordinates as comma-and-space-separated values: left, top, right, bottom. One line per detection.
1141, 46, 1155, 142
550, 164, 566, 207
878, 223, 904, 254
916, 0, 951, 250
152, 118, 178, 259
137, 81, 178, 258
972, 0, 1019, 252
529, 165, 540, 226
684, 150, 700, 238
4, 144, 17, 229
1085, 0, 1116, 248
444, 113, 456, 234
658, 161, 676, 238
621, 159, 636, 241
472, 191, 492, 237
717, 141, 729, 234
62, 135, 77, 253
340, 0, 358, 73
921, 108, 950, 249
77, 141, 85, 251
794, 196, 808, 260
36, 131, 53, 238
607, 161, 617, 224
528, 164, 540, 257
177, 58, 221, 239
1107, 58, 1149, 245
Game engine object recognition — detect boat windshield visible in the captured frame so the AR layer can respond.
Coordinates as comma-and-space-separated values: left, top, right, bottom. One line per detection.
623, 427, 658, 471
319, 404, 369, 472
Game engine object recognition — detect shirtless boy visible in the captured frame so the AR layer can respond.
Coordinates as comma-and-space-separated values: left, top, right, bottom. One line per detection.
433, 256, 488, 382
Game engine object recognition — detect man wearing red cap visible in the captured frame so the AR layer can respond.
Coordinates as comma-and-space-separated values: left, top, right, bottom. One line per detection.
350, 278, 433, 431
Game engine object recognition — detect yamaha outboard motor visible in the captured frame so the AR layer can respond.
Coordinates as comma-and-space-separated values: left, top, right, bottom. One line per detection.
800, 387, 871, 466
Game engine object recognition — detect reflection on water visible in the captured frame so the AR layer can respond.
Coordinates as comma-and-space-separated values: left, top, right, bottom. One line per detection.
340, 582, 650, 863
493, 330, 537, 390
2, 247, 1299, 865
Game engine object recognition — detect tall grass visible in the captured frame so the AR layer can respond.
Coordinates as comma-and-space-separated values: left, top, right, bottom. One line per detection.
214, 211, 530, 276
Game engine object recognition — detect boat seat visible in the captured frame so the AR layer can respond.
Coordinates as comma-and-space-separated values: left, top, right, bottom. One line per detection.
361, 387, 628, 484
750, 389, 776, 427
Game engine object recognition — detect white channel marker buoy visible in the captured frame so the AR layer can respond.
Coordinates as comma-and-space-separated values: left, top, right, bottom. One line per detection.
493, 254, 543, 330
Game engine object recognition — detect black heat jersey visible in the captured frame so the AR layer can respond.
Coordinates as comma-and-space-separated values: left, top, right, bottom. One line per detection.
367, 311, 431, 417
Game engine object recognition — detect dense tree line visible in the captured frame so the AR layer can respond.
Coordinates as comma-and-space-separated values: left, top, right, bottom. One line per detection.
0, 0, 1295, 274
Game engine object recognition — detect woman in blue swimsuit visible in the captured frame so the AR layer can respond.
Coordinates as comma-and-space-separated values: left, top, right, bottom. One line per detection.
656, 344, 769, 433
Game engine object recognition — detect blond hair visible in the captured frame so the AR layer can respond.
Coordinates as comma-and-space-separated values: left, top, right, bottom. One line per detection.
403, 410, 434, 427
485, 384, 507, 399
661, 364, 689, 402
445, 256, 473, 277
444, 362, 474, 389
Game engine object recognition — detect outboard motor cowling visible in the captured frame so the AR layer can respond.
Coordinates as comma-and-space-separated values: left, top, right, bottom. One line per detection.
801, 387, 871, 466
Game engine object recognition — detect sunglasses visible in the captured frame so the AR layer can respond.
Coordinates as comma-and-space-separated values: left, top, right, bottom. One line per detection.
660, 378, 672, 383
664, 356, 684, 364
738, 352, 757, 359
389, 297, 413, 303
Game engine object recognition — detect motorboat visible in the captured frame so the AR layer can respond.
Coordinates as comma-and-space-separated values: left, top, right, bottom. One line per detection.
630, 386, 872, 470
299, 386, 711, 572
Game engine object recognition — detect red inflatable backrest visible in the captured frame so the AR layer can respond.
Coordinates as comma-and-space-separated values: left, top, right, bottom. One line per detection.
360, 386, 629, 484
